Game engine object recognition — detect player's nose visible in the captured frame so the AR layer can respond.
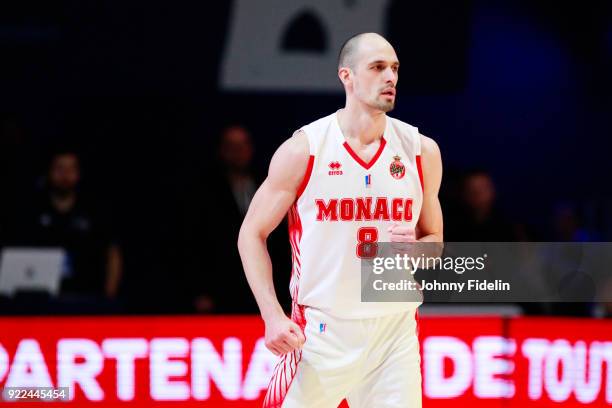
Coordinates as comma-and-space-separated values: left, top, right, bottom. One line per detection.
383, 66, 397, 83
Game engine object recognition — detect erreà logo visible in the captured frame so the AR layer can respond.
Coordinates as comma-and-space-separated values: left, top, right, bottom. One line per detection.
328, 161, 343, 175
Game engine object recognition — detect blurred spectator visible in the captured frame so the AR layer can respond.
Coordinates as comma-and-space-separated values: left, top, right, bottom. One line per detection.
548, 202, 599, 317
551, 202, 599, 242
185, 125, 259, 313
218, 125, 258, 217
444, 170, 543, 314
186, 125, 290, 314
9, 150, 122, 299
445, 169, 517, 241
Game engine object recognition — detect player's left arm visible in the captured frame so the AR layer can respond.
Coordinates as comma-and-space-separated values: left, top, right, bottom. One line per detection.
415, 134, 443, 242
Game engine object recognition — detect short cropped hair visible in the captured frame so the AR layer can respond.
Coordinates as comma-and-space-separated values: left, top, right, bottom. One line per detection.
338, 33, 366, 69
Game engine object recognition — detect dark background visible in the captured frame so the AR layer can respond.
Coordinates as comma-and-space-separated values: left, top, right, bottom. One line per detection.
1, 0, 610, 314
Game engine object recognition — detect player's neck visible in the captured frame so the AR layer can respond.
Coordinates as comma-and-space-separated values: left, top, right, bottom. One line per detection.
338, 103, 386, 145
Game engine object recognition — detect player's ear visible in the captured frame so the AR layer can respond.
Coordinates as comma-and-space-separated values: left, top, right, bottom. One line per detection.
338, 67, 351, 86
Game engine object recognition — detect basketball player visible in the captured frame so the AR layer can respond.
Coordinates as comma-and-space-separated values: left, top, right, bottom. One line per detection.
238, 32, 443, 407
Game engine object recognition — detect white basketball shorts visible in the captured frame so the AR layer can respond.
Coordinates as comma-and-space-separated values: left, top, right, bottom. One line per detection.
264, 304, 422, 407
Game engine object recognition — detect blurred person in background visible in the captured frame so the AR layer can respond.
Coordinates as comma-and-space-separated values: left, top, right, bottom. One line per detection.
551, 201, 599, 242
11, 149, 122, 299
549, 202, 599, 317
218, 125, 258, 217
445, 169, 517, 241
445, 169, 544, 314
188, 125, 290, 314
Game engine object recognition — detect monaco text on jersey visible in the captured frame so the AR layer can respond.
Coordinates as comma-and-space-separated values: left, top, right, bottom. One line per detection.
315, 197, 413, 222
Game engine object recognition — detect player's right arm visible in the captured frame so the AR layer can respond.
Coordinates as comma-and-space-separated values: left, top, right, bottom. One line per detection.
237, 130, 309, 356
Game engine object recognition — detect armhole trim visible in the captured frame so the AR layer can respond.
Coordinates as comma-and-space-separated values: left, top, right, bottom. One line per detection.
416, 155, 424, 193
296, 155, 315, 200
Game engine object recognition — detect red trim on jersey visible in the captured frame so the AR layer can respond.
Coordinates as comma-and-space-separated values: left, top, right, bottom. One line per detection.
296, 155, 315, 199
416, 154, 424, 193
342, 136, 387, 170
287, 203, 303, 306
263, 303, 307, 408
268, 199, 307, 407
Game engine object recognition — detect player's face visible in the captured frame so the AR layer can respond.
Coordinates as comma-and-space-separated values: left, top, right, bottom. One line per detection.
352, 42, 399, 112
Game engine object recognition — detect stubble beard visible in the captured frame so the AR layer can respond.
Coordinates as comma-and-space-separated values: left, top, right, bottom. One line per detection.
374, 97, 395, 112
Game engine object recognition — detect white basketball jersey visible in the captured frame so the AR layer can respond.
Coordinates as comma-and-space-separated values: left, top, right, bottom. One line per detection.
288, 111, 424, 319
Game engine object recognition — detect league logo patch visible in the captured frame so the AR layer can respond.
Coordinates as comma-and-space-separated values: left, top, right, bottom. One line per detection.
390, 155, 406, 179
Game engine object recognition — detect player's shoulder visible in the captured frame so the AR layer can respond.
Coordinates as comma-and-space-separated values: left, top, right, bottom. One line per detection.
299, 111, 336, 139
279, 128, 309, 159
267, 129, 311, 189
278, 112, 336, 156
387, 115, 439, 153
419, 133, 441, 158
289, 112, 338, 155
387, 114, 419, 136
386, 115, 423, 155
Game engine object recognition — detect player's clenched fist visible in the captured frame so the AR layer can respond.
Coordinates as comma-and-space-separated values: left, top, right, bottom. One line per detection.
264, 314, 306, 356
388, 223, 417, 257
388, 223, 416, 242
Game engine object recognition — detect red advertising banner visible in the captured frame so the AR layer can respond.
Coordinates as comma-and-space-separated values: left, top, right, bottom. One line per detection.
0, 315, 610, 407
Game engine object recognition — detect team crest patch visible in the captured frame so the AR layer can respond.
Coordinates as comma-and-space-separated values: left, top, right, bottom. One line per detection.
390, 155, 406, 179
